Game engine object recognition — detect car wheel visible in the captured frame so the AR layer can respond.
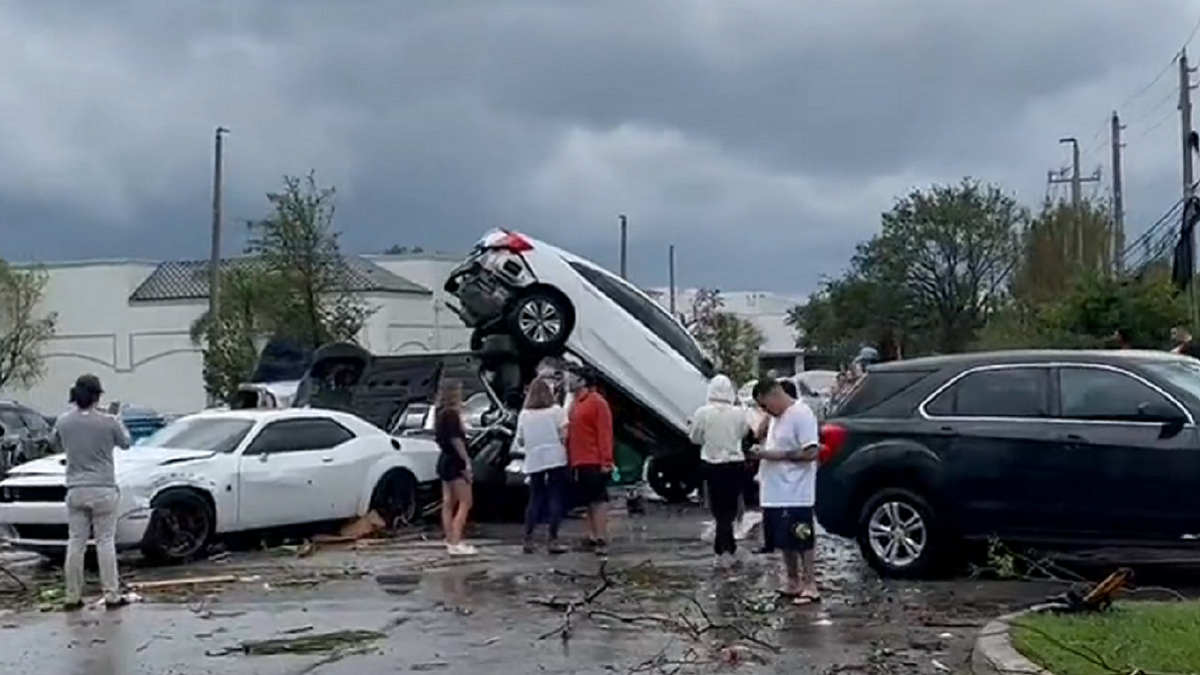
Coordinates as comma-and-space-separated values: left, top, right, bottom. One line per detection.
370, 470, 418, 529
506, 289, 573, 354
645, 456, 698, 504
141, 490, 214, 565
856, 487, 944, 579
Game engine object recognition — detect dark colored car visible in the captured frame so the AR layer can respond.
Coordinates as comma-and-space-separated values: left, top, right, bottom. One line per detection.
816, 350, 1200, 579
0, 401, 54, 470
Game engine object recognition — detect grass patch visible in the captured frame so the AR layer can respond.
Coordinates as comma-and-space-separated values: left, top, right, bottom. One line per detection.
1011, 601, 1200, 675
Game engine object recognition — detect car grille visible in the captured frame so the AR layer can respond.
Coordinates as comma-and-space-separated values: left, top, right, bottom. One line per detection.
0, 485, 67, 503
12, 524, 68, 541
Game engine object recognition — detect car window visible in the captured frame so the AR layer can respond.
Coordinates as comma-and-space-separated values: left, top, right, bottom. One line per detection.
925, 367, 1049, 418
244, 419, 355, 455
16, 410, 48, 433
566, 260, 714, 377
1058, 367, 1179, 422
142, 417, 256, 453
0, 410, 26, 434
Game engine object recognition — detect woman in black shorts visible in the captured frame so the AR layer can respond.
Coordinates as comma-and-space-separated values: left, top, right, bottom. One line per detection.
435, 379, 477, 556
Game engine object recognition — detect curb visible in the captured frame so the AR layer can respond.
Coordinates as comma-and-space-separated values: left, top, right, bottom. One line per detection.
972, 602, 1068, 675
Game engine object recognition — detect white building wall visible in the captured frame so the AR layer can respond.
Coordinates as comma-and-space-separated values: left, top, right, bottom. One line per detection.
366, 254, 472, 352
8, 256, 475, 418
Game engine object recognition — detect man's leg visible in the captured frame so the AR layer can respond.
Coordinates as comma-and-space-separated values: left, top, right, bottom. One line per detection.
711, 464, 740, 556
780, 550, 802, 595
63, 490, 91, 607
796, 507, 819, 599
91, 488, 123, 605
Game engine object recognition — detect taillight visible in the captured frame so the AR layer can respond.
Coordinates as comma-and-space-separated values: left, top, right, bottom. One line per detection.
818, 422, 848, 464
493, 230, 534, 253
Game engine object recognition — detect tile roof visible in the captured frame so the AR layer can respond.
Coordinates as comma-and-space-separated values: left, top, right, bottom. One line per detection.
128, 255, 431, 303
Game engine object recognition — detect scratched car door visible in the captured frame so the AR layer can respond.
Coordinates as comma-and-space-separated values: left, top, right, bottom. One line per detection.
236, 419, 345, 528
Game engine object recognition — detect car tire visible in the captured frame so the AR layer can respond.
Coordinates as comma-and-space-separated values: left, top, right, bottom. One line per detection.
141, 489, 215, 565
856, 487, 945, 579
506, 289, 573, 355
645, 456, 699, 504
370, 470, 418, 529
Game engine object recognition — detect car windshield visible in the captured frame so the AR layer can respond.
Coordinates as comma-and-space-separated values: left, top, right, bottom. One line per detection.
139, 417, 255, 453
1143, 359, 1200, 402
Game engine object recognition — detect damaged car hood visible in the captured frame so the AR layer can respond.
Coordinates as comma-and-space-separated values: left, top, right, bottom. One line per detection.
5, 447, 217, 478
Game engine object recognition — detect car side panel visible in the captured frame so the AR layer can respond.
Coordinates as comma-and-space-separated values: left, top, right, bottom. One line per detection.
354, 436, 442, 516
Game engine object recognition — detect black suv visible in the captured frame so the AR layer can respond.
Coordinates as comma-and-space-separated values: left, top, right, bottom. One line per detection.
0, 401, 54, 471
816, 350, 1200, 578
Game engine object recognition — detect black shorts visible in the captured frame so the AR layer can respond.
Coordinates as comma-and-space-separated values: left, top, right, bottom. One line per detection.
762, 506, 816, 553
573, 466, 610, 505
437, 452, 467, 483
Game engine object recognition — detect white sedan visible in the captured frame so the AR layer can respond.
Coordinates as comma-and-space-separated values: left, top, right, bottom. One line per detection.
0, 408, 441, 564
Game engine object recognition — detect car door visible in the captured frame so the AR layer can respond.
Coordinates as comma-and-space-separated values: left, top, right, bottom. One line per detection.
921, 365, 1064, 539
1052, 363, 1200, 541
0, 409, 29, 464
236, 418, 357, 529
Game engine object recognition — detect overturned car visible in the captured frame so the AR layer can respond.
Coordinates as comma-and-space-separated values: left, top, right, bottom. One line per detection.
443, 229, 715, 501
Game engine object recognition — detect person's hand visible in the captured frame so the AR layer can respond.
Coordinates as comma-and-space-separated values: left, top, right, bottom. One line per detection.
463, 467, 474, 483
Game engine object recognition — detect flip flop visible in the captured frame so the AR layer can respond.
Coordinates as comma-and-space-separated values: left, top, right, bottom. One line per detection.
777, 589, 801, 599
794, 593, 822, 605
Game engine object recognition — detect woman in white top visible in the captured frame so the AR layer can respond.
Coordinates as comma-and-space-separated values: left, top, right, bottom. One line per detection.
516, 377, 570, 554
688, 374, 751, 566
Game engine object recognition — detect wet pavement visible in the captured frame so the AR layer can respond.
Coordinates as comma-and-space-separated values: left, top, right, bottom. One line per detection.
0, 506, 1069, 674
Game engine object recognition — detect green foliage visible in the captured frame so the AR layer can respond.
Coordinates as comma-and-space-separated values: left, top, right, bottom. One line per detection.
1013, 199, 1115, 306
192, 173, 375, 404
790, 178, 1024, 358
0, 263, 57, 390
685, 289, 765, 386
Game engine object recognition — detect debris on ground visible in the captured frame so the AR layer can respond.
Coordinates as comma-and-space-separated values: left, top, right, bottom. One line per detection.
128, 575, 241, 591
208, 628, 386, 656
1047, 567, 1134, 613
311, 510, 387, 544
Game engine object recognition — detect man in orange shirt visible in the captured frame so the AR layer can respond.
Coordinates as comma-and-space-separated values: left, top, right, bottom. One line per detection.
566, 368, 614, 555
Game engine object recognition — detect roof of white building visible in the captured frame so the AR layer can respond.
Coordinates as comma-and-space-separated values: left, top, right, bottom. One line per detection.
128, 255, 431, 302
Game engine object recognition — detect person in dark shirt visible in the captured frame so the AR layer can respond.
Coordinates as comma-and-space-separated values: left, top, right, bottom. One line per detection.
1171, 326, 1200, 359
435, 379, 477, 556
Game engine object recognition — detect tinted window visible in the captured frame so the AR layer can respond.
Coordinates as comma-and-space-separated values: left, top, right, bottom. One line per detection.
0, 410, 25, 434
1059, 367, 1178, 421
16, 409, 48, 433
567, 261, 714, 377
244, 419, 355, 455
925, 367, 1049, 418
835, 370, 936, 417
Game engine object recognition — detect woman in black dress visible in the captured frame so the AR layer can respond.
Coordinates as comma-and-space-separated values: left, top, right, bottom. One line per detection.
436, 379, 477, 555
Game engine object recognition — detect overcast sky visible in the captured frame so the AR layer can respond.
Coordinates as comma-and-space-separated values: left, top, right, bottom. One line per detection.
1, 1, 1198, 295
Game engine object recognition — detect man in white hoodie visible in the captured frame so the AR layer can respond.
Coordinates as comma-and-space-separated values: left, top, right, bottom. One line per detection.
689, 374, 751, 568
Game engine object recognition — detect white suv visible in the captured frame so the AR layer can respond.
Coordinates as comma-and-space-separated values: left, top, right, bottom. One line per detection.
444, 229, 715, 501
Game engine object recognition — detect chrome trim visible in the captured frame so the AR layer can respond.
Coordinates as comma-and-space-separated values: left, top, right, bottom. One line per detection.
916, 361, 1196, 427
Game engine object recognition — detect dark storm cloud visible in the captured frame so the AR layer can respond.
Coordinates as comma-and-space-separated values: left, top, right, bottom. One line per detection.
0, 0, 1196, 294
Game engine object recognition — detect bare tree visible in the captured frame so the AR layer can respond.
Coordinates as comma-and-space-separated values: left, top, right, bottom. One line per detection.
0, 263, 57, 390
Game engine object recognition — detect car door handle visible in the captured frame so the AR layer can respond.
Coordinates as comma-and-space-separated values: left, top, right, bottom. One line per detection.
321, 457, 334, 463
1062, 433, 1089, 444
936, 426, 959, 437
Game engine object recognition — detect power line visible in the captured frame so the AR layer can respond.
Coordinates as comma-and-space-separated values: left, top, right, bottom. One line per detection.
1136, 109, 1177, 140
1118, 11, 1200, 112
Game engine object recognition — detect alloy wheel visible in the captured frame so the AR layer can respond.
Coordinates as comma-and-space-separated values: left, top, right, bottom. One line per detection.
867, 500, 927, 568
517, 299, 562, 344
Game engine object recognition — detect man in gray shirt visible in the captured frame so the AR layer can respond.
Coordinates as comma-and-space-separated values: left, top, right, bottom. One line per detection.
54, 374, 130, 610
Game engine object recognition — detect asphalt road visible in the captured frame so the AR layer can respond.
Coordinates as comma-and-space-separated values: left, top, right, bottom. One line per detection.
0, 506, 1068, 675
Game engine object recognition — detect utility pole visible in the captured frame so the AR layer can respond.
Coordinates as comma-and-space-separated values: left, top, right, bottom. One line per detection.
208, 126, 230, 343
667, 244, 676, 316
1111, 111, 1125, 274
1047, 137, 1101, 264
618, 214, 628, 280
1180, 49, 1198, 329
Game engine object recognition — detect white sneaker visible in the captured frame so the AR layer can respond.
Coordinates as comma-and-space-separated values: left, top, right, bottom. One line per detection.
448, 543, 478, 556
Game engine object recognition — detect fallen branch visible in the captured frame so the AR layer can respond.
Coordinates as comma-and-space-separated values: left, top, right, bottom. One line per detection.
0, 564, 27, 592
533, 560, 612, 641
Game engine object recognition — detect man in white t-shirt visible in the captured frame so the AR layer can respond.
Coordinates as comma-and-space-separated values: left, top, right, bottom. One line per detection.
751, 377, 820, 603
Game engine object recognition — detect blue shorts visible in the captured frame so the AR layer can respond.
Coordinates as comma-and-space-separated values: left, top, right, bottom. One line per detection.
762, 506, 816, 553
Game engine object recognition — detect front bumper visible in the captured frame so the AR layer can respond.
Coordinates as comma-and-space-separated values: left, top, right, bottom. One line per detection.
0, 490, 154, 554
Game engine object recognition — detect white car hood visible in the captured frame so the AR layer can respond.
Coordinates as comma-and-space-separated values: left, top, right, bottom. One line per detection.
5, 447, 216, 479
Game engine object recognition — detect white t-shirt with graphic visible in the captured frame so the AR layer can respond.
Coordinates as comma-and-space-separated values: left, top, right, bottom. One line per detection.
758, 401, 820, 508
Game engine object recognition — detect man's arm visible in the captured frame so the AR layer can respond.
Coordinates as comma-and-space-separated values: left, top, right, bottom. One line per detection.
687, 408, 706, 445
598, 400, 615, 470
757, 408, 818, 462
111, 415, 131, 450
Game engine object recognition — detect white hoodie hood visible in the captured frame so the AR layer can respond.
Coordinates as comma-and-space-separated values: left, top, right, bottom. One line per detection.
689, 375, 750, 464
